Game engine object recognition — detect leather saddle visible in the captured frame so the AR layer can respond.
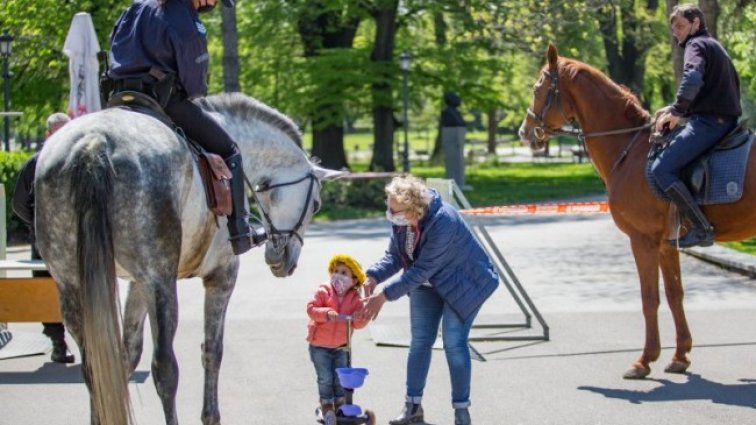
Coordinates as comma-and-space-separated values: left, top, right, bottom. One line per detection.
106, 91, 232, 216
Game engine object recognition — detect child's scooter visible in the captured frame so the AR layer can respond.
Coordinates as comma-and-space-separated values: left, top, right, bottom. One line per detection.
315, 314, 375, 425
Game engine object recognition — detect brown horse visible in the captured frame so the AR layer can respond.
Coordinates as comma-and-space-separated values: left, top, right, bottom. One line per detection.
518, 43, 756, 379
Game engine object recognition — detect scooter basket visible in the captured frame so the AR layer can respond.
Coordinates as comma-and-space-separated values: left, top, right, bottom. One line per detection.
335, 367, 368, 389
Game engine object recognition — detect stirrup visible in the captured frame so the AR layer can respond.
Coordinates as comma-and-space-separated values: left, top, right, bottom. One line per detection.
668, 227, 714, 248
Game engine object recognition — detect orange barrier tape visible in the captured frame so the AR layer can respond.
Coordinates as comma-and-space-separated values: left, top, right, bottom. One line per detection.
460, 201, 610, 215
339, 172, 401, 179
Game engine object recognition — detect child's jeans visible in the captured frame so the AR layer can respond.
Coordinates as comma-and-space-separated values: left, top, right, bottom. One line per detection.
309, 344, 348, 404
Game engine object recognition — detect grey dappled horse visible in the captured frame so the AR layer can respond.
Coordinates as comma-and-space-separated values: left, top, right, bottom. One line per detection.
34, 93, 339, 425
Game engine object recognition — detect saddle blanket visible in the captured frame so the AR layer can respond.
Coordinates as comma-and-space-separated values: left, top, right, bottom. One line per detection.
645, 131, 754, 205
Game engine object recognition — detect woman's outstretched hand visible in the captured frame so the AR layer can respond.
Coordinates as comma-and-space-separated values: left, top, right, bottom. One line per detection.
359, 292, 387, 321
362, 276, 377, 297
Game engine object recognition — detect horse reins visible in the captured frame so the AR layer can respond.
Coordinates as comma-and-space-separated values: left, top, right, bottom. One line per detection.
246, 172, 318, 246
526, 68, 653, 174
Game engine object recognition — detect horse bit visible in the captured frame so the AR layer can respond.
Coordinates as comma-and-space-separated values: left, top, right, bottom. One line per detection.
247, 172, 319, 249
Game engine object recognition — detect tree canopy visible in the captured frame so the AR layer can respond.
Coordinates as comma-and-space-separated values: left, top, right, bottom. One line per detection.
1, 0, 753, 166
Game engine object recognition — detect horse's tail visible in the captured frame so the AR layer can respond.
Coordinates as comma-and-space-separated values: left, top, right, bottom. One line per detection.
66, 133, 134, 425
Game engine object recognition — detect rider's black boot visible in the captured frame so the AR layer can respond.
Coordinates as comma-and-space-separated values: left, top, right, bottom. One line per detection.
664, 181, 715, 248
224, 153, 253, 255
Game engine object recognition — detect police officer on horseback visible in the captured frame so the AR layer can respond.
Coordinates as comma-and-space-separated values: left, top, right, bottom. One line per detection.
105, 0, 255, 255
652, 4, 741, 248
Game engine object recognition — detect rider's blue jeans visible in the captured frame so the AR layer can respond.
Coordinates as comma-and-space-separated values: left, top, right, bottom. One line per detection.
652, 114, 737, 190
309, 345, 348, 404
405, 286, 479, 409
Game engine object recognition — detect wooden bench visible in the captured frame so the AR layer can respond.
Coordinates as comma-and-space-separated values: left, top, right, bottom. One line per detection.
0, 260, 62, 323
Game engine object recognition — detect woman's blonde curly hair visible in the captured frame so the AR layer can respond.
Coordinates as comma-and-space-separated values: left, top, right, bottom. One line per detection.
385, 175, 432, 220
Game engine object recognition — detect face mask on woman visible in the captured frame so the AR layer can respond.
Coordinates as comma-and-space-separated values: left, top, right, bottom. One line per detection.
331, 273, 353, 295
386, 209, 410, 226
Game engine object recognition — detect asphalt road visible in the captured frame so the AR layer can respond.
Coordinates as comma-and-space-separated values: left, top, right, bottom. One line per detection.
1, 213, 755, 425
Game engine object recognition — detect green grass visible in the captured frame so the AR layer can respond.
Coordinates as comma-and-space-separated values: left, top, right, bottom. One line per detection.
315, 161, 606, 222
411, 162, 606, 206
720, 239, 756, 255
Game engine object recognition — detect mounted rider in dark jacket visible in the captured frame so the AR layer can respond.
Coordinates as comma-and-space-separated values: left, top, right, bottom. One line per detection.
106, 0, 254, 255
651, 4, 741, 248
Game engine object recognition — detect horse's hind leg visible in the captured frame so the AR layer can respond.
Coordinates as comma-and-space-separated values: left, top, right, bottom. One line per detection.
659, 245, 691, 373
123, 280, 148, 375
200, 267, 238, 425
148, 278, 180, 425
56, 282, 102, 425
624, 234, 662, 379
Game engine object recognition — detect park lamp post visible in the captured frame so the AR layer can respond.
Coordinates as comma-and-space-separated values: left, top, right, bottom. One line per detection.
1, 31, 13, 152
399, 51, 411, 173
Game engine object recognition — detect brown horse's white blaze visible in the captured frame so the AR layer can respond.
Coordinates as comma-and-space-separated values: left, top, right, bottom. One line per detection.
520, 43, 756, 379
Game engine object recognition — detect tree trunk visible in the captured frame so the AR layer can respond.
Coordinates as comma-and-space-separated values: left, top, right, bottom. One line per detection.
487, 108, 498, 155
297, 1, 361, 170
368, 0, 399, 172
430, 10, 447, 165
666, 0, 684, 85
221, 4, 240, 92
597, 1, 646, 95
699, 0, 719, 38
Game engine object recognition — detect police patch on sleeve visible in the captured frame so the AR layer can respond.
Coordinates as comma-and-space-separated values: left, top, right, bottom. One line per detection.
195, 20, 207, 35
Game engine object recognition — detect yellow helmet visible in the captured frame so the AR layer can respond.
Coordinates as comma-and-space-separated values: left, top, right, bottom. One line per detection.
327, 254, 366, 285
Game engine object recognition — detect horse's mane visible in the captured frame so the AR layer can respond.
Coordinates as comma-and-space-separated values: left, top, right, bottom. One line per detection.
559, 58, 650, 124
196, 93, 303, 147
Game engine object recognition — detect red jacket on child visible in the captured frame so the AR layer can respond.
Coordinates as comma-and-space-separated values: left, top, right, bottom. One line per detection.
307, 283, 368, 348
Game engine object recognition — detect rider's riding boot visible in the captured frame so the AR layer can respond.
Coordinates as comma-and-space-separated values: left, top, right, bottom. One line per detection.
43, 324, 74, 364
224, 153, 253, 255
455, 407, 472, 425
664, 181, 714, 248
388, 402, 424, 425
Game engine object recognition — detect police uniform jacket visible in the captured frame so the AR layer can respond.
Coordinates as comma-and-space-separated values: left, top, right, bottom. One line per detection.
108, 0, 210, 99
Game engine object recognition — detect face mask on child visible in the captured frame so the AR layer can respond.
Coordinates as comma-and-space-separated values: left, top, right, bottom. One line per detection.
331, 273, 353, 295
385, 209, 410, 226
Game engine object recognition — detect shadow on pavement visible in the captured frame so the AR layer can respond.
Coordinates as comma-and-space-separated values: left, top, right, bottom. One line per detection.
0, 363, 149, 384
578, 373, 756, 409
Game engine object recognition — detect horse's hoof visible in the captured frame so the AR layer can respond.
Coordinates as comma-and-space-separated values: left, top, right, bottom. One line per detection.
622, 366, 651, 379
664, 360, 690, 374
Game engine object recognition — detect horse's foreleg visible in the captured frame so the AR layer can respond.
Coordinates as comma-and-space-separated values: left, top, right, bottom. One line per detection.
659, 245, 691, 373
123, 280, 148, 375
624, 235, 662, 379
201, 272, 237, 425
150, 280, 180, 425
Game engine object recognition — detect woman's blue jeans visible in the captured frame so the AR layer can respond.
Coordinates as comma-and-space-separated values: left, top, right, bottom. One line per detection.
309, 345, 348, 404
652, 114, 737, 190
405, 286, 480, 409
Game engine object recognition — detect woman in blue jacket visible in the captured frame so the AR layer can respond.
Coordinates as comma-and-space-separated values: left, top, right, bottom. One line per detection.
361, 176, 498, 425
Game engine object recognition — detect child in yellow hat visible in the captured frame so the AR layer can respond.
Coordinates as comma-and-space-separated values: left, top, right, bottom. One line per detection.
306, 254, 368, 424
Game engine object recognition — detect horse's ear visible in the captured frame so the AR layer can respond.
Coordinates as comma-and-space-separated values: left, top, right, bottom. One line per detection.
546, 43, 558, 69
312, 165, 347, 181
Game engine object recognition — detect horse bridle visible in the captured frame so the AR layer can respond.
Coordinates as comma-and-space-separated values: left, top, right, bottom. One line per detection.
525, 67, 653, 173
248, 172, 319, 246
525, 69, 575, 141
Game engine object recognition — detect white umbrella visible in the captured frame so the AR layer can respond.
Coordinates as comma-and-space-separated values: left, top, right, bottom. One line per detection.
63, 12, 101, 117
